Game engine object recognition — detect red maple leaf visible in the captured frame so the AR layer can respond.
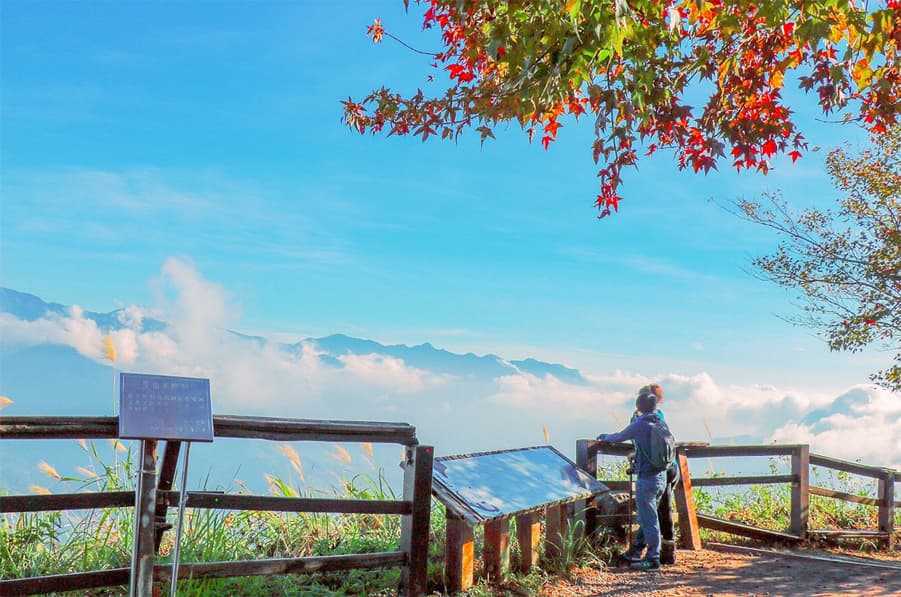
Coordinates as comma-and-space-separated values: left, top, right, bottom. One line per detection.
367, 18, 385, 43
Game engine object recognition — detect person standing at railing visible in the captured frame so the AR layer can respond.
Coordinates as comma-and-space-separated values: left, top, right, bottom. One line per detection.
597, 391, 670, 571
625, 383, 679, 565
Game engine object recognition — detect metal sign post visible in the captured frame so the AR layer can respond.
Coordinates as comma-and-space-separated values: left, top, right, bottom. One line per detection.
119, 373, 214, 597
169, 441, 192, 597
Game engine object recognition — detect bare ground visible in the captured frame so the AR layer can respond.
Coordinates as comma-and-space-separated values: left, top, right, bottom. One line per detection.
537, 546, 901, 597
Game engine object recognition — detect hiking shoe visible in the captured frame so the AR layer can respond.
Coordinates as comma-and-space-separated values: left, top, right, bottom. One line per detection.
630, 559, 660, 571
660, 540, 676, 565
622, 544, 645, 562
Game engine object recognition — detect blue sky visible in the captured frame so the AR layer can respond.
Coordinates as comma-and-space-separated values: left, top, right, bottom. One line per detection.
1, 0, 884, 394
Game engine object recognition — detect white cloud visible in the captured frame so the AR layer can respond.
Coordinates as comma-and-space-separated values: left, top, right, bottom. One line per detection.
2, 259, 897, 471
769, 385, 901, 469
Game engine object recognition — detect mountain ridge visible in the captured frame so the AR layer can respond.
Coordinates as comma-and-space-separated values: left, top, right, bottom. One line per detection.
0, 287, 587, 384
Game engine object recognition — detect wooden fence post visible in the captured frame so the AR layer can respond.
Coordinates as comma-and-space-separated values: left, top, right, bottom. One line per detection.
483, 518, 510, 583
672, 451, 701, 550
878, 470, 895, 550
153, 440, 181, 552
514, 512, 540, 573
544, 504, 569, 559
790, 445, 810, 539
399, 445, 433, 597
445, 511, 474, 593
575, 440, 597, 540
130, 439, 158, 597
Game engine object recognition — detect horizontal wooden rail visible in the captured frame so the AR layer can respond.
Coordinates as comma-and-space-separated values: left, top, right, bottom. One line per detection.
809, 453, 893, 480
213, 415, 418, 445
808, 529, 893, 542
691, 474, 796, 488
1, 491, 135, 513
0, 415, 418, 445
1, 568, 130, 596
696, 513, 802, 543
157, 551, 407, 581
809, 486, 883, 507
0, 416, 118, 439
680, 444, 804, 458
168, 491, 411, 515
0, 491, 411, 517
0, 552, 407, 596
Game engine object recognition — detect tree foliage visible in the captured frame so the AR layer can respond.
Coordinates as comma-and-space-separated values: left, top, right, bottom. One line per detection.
343, 0, 901, 217
737, 126, 900, 392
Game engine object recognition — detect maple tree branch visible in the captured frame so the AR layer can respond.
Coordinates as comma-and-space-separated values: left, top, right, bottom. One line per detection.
383, 31, 439, 57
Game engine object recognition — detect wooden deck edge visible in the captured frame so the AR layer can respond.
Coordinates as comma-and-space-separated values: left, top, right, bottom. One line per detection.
707, 542, 901, 571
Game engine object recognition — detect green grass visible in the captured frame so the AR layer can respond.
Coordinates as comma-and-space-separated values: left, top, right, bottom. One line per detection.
692, 458, 900, 549
3, 450, 897, 596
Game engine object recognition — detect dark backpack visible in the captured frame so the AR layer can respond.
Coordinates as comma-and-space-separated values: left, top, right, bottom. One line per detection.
642, 416, 676, 473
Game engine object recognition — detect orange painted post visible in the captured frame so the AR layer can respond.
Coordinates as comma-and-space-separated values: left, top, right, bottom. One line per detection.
445, 511, 474, 593
544, 503, 569, 559
790, 445, 809, 539
672, 452, 701, 550
515, 512, 540, 573
483, 518, 510, 584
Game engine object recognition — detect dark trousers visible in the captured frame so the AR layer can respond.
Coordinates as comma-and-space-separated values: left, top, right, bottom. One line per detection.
634, 464, 679, 545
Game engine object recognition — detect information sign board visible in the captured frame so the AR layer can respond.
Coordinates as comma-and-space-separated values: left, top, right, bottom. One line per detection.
431, 445, 605, 524
119, 373, 214, 442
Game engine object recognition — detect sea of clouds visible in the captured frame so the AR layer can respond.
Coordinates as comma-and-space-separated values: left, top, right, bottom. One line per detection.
2, 257, 899, 491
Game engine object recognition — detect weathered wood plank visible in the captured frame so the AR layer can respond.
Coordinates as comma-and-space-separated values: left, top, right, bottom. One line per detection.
709, 541, 901, 570
154, 440, 181, 552
810, 453, 894, 480
165, 492, 411, 515
1, 491, 134, 513
673, 453, 701, 550
155, 552, 407, 580
483, 518, 510, 583
399, 445, 433, 597
696, 513, 802, 543
878, 470, 895, 549
0, 568, 130, 596
515, 512, 540, 573
591, 441, 634, 457
809, 486, 883, 507
213, 415, 418, 445
690, 474, 797, 487
544, 503, 569, 559
791, 445, 810, 539
0, 552, 409, 595
131, 440, 158, 597
445, 511, 474, 593
0, 416, 118, 439
596, 480, 630, 491
575, 439, 597, 539
681, 444, 804, 458
0, 415, 419, 445
809, 529, 892, 539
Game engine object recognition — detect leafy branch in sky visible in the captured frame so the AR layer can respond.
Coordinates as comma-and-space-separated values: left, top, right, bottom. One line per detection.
737, 126, 900, 392
343, 0, 900, 218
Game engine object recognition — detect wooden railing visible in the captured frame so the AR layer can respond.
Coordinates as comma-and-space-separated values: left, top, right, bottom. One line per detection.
577, 440, 898, 549
0, 415, 434, 596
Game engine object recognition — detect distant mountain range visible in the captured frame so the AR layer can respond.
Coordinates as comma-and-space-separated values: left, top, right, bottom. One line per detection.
0, 288, 587, 384
0, 287, 595, 492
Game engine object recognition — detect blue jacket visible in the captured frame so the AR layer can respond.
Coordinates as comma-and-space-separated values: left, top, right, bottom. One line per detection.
600, 412, 666, 478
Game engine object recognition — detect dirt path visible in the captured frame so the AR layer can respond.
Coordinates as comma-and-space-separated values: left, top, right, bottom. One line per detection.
538, 546, 901, 597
